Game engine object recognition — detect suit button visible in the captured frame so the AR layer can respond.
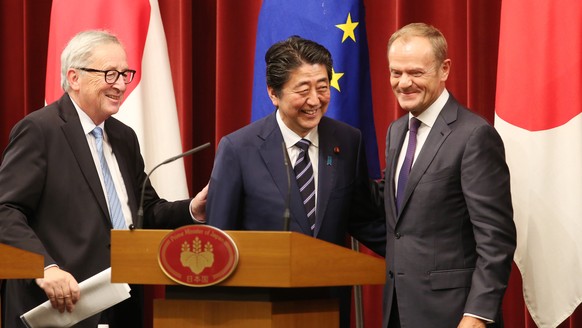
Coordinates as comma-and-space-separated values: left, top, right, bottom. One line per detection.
394, 232, 401, 239
389, 271, 394, 279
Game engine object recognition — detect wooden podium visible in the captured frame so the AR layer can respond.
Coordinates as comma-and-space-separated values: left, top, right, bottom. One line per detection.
111, 230, 385, 328
0, 243, 44, 325
0, 244, 43, 279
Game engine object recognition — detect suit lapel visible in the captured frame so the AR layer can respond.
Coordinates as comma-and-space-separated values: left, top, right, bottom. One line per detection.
397, 100, 457, 220
314, 118, 336, 237
387, 118, 408, 221
258, 113, 311, 234
58, 94, 110, 222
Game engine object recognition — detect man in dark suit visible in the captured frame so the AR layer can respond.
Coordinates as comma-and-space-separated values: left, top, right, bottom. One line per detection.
0, 30, 204, 328
205, 36, 385, 327
380, 23, 516, 328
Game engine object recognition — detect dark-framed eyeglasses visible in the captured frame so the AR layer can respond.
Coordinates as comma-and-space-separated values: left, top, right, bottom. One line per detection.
76, 67, 136, 84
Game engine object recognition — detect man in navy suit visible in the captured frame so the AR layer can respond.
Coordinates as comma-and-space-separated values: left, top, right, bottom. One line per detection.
380, 23, 516, 328
205, 36, 385, 327
0, 30, 204, 328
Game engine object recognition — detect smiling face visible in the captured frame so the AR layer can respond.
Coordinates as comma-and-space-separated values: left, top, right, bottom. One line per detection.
268, 63, 330, 137
388, 36, 450, 116
67, 42, 129, 125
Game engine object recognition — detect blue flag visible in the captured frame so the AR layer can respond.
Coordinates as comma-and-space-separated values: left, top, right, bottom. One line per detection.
251, 0, 380, 178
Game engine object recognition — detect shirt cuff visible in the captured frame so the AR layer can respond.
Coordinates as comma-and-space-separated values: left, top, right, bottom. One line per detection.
44, 264, 59, 270
464, 313, 494, 323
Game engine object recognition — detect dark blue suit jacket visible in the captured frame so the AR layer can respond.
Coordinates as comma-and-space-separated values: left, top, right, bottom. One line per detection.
207, 112, 385, 255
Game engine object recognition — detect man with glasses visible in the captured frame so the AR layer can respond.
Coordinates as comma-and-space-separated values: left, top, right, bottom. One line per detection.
75, 67, 136, 85
0, 30, 204, 328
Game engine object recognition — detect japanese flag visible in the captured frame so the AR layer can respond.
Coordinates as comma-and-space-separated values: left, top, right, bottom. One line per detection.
495, 0, 582, 326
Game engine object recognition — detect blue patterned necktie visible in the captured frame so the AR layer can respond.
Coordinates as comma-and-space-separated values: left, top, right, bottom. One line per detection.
395, 117, 421, 213
294, 139, 316, 232
91, 127, 127, 229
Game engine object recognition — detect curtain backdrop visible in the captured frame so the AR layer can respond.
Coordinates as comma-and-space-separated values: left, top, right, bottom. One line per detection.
1, 0, 580, 327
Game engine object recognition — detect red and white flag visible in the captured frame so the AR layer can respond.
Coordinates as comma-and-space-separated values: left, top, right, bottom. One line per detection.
495, 0, 582, 327
45, 0, 188, 201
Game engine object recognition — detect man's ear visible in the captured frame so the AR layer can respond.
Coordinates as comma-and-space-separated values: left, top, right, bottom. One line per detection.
67, 68, 81, 91
440, 59, 451, 81
267, 86, 279, 107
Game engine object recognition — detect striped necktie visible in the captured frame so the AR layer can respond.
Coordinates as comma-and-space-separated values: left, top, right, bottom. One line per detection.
91, 127, 127, 229
294, 139, 316, 232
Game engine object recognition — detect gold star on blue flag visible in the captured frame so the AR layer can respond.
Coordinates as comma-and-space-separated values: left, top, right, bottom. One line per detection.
251, 0, 380, 178
336, 13, 359, 43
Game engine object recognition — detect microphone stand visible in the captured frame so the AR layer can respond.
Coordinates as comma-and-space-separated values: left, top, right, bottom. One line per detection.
130, 142, 211, 230
282, 141, 291, 231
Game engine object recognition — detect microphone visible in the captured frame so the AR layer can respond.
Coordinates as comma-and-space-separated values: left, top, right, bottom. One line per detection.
130, 142, 211, 230
281, 141, 291, 231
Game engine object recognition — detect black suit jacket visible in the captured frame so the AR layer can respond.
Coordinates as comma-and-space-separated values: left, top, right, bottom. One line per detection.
381, 94, 516, 328
0, 94, 193, 328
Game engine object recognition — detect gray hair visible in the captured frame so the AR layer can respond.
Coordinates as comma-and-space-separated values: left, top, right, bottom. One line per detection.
60, 30, 122, 91
388, 23, 448, 66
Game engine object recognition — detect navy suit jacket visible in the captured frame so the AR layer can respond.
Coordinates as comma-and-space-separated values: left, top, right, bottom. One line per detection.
381, 94, 516, 328
207, 112, 385, 255
0, 94, 193, 328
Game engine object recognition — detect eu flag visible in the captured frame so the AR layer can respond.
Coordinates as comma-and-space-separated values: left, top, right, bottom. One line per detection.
251, 0, 380, 178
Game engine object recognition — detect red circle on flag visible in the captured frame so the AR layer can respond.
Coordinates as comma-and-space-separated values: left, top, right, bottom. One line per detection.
158, 225, 239, 287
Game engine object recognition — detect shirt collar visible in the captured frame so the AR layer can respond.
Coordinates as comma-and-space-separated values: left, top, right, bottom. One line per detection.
408, 88, 449, 128
69, 96, 104, 134
276, 110, 319, 150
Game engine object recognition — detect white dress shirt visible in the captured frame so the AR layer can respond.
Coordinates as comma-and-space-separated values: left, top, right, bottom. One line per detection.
72, 99, 132, 228
394, 89, 449, 197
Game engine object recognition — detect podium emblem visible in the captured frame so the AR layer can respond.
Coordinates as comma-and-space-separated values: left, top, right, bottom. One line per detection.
158, 225, 239, 287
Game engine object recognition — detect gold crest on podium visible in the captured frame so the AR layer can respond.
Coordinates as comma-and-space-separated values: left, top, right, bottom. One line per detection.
158, 225, 239, 287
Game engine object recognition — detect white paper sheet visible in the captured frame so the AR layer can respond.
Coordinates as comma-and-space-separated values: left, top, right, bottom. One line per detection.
20, 267, 131, 328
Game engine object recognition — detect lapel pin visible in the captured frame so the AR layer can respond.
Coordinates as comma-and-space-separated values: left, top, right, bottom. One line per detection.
327, 156, 332, 166
333, 146, 340, 154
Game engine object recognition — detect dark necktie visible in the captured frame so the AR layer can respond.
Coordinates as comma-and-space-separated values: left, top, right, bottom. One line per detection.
294, 139, 316, 232
395, 117, 421, 213
91, 127, 127, 229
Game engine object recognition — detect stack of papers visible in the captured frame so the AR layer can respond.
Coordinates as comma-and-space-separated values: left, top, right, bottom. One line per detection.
20, 268, 130, 328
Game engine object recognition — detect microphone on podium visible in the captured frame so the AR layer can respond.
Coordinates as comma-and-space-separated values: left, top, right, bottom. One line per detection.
129, 142, 211, 230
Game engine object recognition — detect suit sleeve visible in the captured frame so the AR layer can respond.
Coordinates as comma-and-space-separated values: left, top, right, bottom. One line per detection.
371, 121, 396, 211
118, 125, 193, 229
206, 136, 244, 229
0, 118, 56, 266
347, 131, 386, 256
461, 124, 516, 318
